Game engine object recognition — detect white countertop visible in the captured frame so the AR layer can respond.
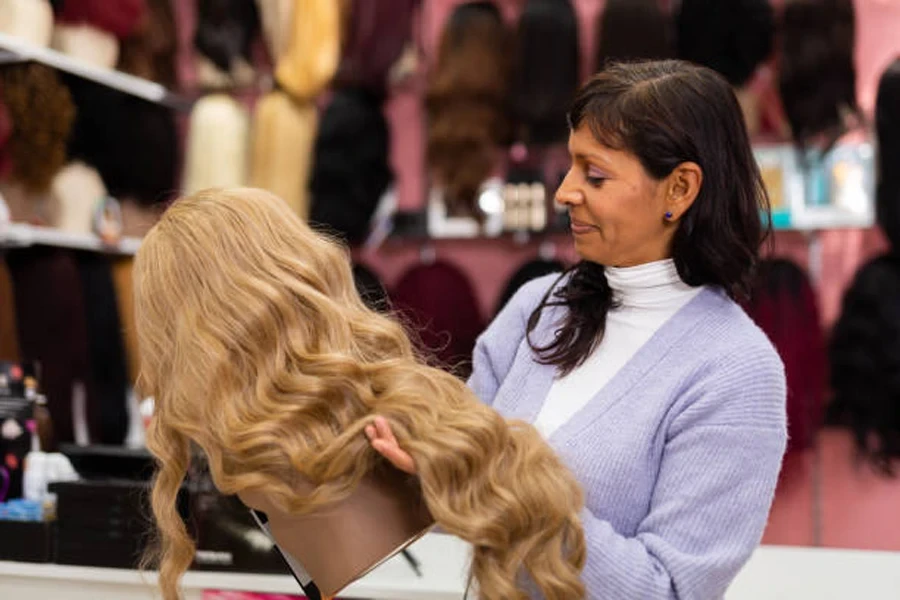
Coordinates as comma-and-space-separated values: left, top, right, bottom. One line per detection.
2, 535, 900, 600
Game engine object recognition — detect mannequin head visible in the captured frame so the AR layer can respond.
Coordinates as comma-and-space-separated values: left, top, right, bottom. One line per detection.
135, 188, 586, 600
0, 0, 53, 47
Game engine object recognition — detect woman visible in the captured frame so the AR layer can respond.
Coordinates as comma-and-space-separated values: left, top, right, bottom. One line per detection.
368, 60, 788, 599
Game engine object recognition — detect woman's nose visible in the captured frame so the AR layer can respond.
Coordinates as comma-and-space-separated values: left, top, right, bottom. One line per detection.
555, 171, 583, 208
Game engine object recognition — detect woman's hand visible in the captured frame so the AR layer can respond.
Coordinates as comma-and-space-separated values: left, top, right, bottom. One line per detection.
365, 415, 417, 475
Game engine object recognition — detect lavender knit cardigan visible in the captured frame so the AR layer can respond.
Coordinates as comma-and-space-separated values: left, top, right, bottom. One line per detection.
467, 275, 787, 599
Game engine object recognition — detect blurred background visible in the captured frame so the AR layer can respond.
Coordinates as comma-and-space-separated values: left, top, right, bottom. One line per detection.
0, 0, 899, 598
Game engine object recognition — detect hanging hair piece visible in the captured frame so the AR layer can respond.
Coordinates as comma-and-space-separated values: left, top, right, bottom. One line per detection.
274, 0, 342, 101
134, 188, 586, 600
184, 95, 249, 194
0, 64, 75, 193
333, 0, 418, 94
426, 1, 511, 217
597, 0, 675, 67
194, 0, 260, 88
65, 78, 178, 206
778, 0, 859, 153
309, 89, 392, 245
876, 58, 900, 252
250, 90, 318, 219
829, 255, 900, 475
116, 0, 178, 88
743, 259, 825, 455
675, 0, 773, 88
55, 0, 145, 39
510, 0, 579, 146
254, 0, 294, 65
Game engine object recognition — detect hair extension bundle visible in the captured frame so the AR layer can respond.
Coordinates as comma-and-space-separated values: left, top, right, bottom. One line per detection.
55, 0, 145, 39
876, 59, 900, 253
254, 0, 294, 65
742, 259, 825, 455
274, 0, 342, 102
778, 0, 859, 153
183, 94, 249, 194
596, 0, 675, 68
426, 1, 511, 217
675, 0, 773, 88
333, 0, 417, 94
116, 0, 178, 88
308, 88, 392, 245
250, 90, 318, 219
0, 64, 75, 193
135, 188, 586, 600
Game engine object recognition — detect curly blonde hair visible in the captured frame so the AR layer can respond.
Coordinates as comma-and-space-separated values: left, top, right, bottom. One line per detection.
135, 188, 586, 600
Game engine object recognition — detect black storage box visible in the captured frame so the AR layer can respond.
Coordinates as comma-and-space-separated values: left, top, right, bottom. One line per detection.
0, 519, 55, 563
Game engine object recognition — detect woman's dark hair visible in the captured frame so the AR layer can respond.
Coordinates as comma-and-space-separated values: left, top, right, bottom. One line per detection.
828, 255, 900, 476
778, 0, 859, 155
675, 0, 774, 88
510, 0, 579, 146
596, 0, 675, 68
426, 1, 512, 217
527, 60, 769, 374
743, 259, 825, 455
876, 58, 900, 253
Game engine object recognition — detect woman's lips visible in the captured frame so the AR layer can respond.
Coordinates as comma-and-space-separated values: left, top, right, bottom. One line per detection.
570, 218, 596, 235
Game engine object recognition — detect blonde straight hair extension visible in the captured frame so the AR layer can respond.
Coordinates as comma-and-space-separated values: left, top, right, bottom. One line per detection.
135, 188, 587, 600
183, 94, 249, 194
274, 0, 341, 101
250, 91, 317, 219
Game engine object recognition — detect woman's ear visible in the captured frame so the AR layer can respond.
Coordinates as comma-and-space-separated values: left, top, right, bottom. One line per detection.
664, 162, 703, 220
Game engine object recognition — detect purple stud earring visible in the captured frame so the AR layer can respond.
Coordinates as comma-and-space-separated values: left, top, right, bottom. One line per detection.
665, 211, 673, 220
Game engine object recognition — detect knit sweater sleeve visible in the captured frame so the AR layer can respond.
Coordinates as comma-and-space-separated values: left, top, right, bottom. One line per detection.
580, 344, 787, 599
467, 276, 554, 407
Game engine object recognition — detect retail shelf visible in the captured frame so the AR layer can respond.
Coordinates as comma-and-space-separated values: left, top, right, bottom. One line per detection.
0, 223, 141, 255
0, 33, 188, 109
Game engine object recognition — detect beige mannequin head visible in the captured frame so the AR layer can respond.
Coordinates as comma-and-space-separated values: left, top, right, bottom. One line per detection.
51, 24, 119, 69
0, 0, 53, 47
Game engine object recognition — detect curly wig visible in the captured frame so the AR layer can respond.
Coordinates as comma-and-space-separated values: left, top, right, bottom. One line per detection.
134, 188, 587, 600
425, 1, 512, 217
0, 64, 75, 193
828, 255, 900, 476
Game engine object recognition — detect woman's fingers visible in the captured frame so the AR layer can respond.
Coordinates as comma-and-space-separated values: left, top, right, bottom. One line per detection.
365, 416, 417, 474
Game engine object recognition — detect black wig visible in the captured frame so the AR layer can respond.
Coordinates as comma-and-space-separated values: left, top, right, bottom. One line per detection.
676, 0, 774, 88
876, 58, 900, 252
510, 0, 579, 146
596, 0, 675, 68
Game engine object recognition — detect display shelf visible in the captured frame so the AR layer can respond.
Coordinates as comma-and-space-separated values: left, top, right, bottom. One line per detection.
0, 34, 189, 109
0, 223, 141, 255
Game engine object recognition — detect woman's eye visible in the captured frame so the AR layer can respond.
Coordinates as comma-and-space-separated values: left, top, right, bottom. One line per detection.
585, 168, 607, 187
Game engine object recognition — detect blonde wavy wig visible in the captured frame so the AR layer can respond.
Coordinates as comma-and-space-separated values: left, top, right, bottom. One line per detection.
134, 188, 586, 600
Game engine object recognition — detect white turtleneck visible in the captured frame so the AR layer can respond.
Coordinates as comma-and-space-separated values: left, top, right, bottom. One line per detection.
533, 259, 705, 439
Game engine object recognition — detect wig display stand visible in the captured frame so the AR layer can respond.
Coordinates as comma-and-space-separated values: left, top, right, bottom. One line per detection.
0, 33, 189, 110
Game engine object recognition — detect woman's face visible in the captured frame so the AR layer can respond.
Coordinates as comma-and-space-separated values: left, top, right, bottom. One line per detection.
556, 125, 685, 268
